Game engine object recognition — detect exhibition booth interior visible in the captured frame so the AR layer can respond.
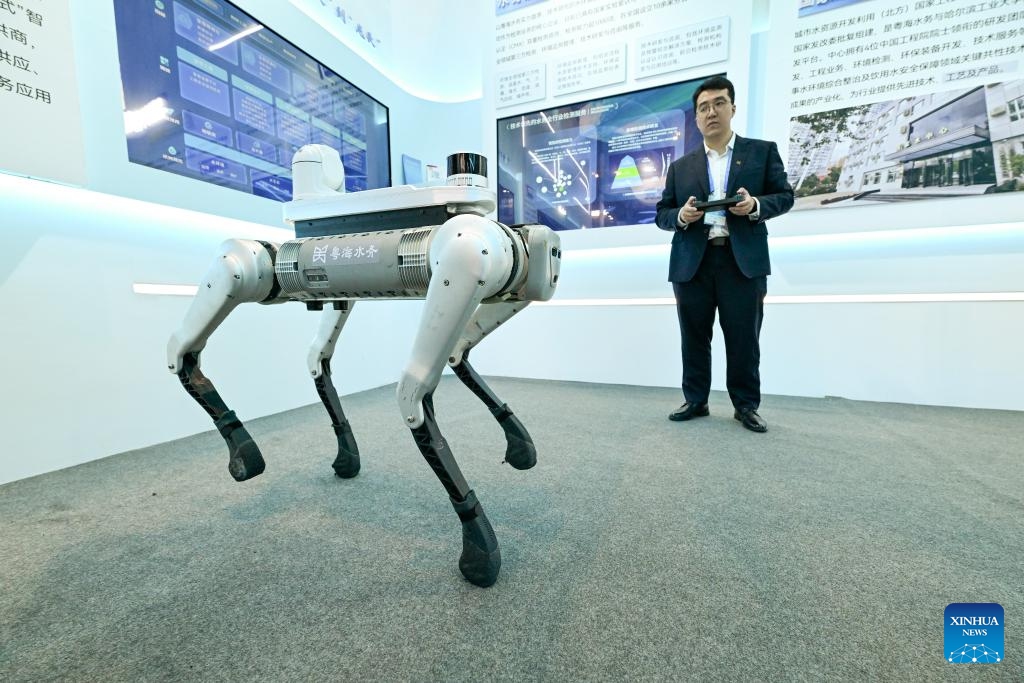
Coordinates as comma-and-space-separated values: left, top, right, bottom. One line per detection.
2, 1, 1022, 679
2, 0, 1021, 486
0, 0, 1021, 487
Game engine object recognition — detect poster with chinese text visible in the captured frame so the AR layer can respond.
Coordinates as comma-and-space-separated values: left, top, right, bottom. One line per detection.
0, 0, 86, 185
767, 0, 1024, 211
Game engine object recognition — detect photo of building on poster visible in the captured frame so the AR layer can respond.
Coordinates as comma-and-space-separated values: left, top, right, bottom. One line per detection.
788, 80, 1024, 211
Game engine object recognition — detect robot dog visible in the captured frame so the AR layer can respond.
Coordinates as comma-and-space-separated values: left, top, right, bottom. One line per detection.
167, 146, 560, 587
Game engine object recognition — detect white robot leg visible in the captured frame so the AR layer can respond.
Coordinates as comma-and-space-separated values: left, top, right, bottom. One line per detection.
395, 213, 519, 587
307, 302, 360, 478
167, 239, 280, 481
396, 213, 517, 427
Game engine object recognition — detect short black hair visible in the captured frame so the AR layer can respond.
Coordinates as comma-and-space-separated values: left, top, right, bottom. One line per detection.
692, 75, 735, 109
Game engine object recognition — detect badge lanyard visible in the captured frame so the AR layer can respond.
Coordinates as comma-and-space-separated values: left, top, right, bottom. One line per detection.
706, 149, 732, 226
706, 149, 733, 200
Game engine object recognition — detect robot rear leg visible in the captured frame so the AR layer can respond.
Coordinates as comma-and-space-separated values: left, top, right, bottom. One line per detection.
448, 300, 537, 470
451, 350, 536, 470
307, 301, 360, 478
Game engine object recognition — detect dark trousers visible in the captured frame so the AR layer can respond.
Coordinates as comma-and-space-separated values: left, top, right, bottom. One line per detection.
672, 241, 766, 412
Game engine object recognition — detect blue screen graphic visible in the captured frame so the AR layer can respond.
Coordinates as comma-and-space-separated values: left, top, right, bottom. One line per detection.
113, 0, 390, 201
496, 76, 714, 231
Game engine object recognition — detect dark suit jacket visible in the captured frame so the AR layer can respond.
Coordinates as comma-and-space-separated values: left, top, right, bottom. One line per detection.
655, 135, 793, 282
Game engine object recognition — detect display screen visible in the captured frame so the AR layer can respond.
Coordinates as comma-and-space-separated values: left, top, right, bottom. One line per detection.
112, 0, 390, 201
496, 77, 713, 230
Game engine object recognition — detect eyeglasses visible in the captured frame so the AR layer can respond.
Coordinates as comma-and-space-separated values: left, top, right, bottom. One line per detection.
697, 98, 732, 115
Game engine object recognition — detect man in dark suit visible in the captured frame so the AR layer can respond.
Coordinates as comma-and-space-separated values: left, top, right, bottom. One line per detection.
656, 76, 793, 433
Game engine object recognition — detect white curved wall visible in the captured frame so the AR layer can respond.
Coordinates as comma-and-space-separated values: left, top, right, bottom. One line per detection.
468, 221, 1024, 411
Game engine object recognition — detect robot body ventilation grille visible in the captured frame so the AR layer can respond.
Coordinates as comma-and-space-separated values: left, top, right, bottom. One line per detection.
398, 227, 433, 293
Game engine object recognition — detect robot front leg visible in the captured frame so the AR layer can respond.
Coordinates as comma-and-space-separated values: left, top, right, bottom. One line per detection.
448, 302, 537, 470
412, 394, 499, 587
306, 301, 360, 478
397, 215, 514, 587
167, 239, 278, 481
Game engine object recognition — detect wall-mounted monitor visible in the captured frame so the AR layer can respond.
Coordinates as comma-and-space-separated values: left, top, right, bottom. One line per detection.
113, 0, 390, 202
496, 76, 716, 231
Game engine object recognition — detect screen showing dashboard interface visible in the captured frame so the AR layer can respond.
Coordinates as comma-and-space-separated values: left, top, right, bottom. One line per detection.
113, 0, 390, 202
496, 77, 713, 231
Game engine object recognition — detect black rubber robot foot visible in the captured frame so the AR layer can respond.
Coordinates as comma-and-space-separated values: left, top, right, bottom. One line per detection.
460, 516, 501, 587
500, 413, 537, 470
331, 421, 360, 478
453, 492, 501, 587
216, 412, 266, 482
227, 434, 265, 482
331, 447, 360, 479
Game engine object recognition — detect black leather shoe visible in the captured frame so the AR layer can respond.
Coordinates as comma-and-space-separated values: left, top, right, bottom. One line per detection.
734, 409, 767, 433
669, 402, 709, 421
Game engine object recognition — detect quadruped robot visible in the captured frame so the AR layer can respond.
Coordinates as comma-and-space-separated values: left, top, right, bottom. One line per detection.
167, 146, 561, 587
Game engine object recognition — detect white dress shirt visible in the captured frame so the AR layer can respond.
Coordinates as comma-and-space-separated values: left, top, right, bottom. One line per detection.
703, 134, 735, 239
677, 133, 761, 235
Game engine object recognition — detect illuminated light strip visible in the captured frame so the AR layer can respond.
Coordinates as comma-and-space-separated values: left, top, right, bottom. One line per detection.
124, 97, 169, 135
0, 169, 291, 243
534, 293, 1024, 306
565, 148, 589, 191
537, 297, 674, 306
133, 283, 200, 296
766, 293, 1024, 304
539, 111, 556, 133
132, 287, 1024, 304
562, 222, 1024, 262
528, 150, 557, 182
206, 24, 263, 52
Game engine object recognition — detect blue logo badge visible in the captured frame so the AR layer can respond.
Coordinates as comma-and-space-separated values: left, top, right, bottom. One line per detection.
945, 603, 1003, 663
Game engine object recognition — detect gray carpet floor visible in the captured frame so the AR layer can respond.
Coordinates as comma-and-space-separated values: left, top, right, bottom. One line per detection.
1, 377, 1021, 682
